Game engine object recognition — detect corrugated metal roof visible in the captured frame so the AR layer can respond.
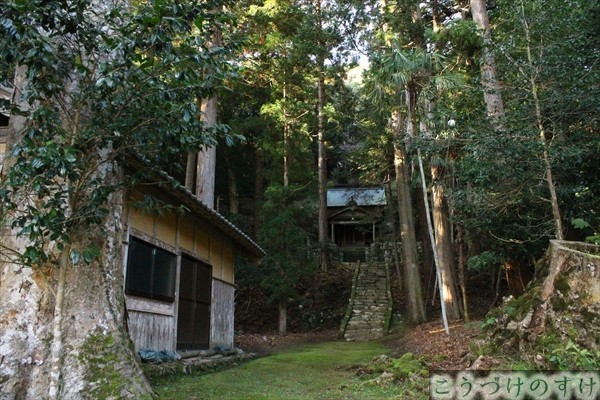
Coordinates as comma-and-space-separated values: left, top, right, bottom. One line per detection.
327, 187, 386, 207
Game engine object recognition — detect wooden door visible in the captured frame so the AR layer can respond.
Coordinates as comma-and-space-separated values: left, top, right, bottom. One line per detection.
177, 256, 212, 350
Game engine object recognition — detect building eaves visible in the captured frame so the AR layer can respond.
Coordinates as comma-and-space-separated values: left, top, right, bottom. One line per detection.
170, 182, 265, 260
126, 157, 265, 260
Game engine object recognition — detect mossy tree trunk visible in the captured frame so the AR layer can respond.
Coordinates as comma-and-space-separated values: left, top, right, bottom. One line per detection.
0, 187, 153, 399
0, 39, 152, 400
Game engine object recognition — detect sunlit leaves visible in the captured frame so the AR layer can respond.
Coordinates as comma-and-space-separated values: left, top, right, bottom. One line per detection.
0, 0, 235, 266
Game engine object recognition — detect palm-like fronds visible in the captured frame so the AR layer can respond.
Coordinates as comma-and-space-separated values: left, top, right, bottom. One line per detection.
363, 40, 464, 112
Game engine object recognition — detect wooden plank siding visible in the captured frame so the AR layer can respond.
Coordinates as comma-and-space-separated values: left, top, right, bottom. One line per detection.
123, 186, 243, 351
126, 297, 175, 352
210, 279, 235, 347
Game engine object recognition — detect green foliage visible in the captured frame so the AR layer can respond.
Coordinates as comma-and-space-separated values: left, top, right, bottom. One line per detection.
491, 0, 600, 239
480, 315, 498, 330
428, 19, 481, 59
0, 0, 235, 266
467, 251, 504, 272
549, 341, 600, 370
571, 218, 600, 245
258, 184, 317, 304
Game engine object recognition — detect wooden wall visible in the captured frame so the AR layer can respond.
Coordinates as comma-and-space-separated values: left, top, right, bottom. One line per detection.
124, 188, 238, 351
210, 279, 235, 347
126, 297, 175, 351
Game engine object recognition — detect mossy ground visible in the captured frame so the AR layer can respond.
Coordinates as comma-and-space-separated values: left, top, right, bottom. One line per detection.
150, 340, 429, 400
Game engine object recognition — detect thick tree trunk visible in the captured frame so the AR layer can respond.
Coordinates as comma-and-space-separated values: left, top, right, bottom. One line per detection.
431, 167, 462, 320
391, 109, 426, 324
316, 0, 328, 272
0, 49, 152, 400
195, 19, 222, 209
196, 96, 217, 209
0, 188, 152, 400
470, 0, 505, 126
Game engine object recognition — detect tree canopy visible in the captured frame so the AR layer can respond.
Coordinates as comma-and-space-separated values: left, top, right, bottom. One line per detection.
0, 0, 598, 396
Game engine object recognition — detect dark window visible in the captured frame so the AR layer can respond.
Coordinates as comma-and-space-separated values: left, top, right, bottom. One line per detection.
125, 237, 176, 302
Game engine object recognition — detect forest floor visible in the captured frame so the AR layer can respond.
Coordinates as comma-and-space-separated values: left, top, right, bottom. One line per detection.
235, 318, 481, 371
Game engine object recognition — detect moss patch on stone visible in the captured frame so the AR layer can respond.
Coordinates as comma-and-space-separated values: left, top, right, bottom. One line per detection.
471, 241, 600, 370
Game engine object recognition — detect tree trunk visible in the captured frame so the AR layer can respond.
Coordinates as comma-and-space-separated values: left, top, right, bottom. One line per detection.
226, 151, 239, 215
0, 46, 152, 400
431, 166, 462, 319
195, 19, 222, 209
417, 149, 450, 334
392, 109, 426, 324
196, 96, 217, 209
385, 179, 402, 290
253, 149, 264, 238
456, 224, 470, 321
470, 0, 505, 126
417, 180, 434, 300
48, 245, 70, 400
278, 297, 288, 336
185, 152, 196, 191
0, 185, 152, 400
316, 0, 328, 272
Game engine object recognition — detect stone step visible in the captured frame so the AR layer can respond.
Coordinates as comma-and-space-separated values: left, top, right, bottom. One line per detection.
341, 260, 391, 342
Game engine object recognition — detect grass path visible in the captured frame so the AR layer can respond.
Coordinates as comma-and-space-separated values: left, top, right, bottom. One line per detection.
150, 340, 412, 400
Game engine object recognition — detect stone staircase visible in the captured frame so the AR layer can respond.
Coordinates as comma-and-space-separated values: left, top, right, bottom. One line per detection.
339, 261, 392, 341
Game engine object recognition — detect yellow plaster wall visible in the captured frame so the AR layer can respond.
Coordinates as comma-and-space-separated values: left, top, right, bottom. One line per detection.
155, 211, 177, 247
128, 191, 155, 235
179, 216, 195, 252
126, 188, 237, 285
209, 234, 222, 279
222, 244, 234, 283
195, 224, 210, 260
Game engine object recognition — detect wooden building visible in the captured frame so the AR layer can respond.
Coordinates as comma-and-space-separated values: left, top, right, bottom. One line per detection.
0, 85, 264, 353
123, 178, 263, 352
